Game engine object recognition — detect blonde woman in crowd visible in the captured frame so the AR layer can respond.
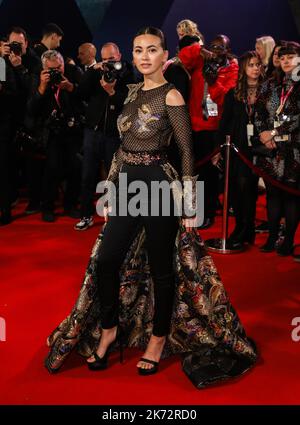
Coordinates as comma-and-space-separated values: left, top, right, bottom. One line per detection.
176, 19, 205, 45
255, 35, 275, 72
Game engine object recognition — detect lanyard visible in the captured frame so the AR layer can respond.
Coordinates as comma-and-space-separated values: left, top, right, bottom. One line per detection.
245, 98, 255, 123
54, 87, 61, 109
276, 84, 294, 116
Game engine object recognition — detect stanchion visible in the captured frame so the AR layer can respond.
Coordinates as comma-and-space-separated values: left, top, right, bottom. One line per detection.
205, 135, 245, 254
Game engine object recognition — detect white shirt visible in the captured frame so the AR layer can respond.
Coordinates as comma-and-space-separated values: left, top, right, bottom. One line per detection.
84, 60, 97, 71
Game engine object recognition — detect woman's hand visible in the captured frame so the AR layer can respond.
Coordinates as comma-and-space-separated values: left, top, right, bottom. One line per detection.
259, 130, 274, 144
103, 206, 113, 223
183, 217, 198, 232
212, 152, 222, 166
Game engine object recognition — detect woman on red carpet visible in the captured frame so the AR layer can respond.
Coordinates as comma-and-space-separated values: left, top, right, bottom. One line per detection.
218, 51, 264, 247
45, 27, 257, 388
255, 41, 300, 256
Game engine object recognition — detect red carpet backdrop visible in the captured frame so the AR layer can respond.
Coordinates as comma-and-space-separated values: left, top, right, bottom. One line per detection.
0, 0, 300, 409
0, 196, 300, 405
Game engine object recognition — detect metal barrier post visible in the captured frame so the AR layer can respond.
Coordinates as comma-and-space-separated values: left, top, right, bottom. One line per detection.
205, 135, 245, 254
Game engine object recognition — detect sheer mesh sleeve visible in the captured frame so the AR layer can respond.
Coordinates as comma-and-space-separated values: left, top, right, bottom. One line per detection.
166, 104, 197, 217
106, 146, 123, 184
166, 104, 195, 177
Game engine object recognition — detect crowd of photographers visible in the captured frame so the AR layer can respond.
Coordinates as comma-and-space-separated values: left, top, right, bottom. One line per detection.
0, 23, 136, 227
0, 20, 299, 259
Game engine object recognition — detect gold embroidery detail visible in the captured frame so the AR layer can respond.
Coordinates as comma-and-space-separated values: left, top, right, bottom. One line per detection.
117, 115, 132, 135
124, 82, 144, 104
137, 104, 160, 133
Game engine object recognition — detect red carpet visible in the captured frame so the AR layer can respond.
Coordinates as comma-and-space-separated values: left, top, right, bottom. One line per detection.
1, 195, 300, 405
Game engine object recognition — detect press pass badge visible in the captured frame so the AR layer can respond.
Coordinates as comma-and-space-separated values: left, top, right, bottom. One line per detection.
247, 123, 254, 146
206, 94, 218, 117
274, 119, 290, 142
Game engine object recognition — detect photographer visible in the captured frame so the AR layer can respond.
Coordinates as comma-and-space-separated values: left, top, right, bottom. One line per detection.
0, 48, 17, 225
72, 42, 135, 231
1, 27, 42, 210
26, 50, 84, 222
3, 27, 41, 116
179, 34, 238, 229
78, 43, 97, 72
34, 23, 64, 58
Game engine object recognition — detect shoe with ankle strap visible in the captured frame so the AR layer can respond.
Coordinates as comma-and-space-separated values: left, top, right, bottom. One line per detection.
137, 357, 159, 376
87, 328, 123, 371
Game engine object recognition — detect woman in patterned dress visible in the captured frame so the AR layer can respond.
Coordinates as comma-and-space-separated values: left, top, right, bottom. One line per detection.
255, 41, 300, 256
45, 27, 257, 388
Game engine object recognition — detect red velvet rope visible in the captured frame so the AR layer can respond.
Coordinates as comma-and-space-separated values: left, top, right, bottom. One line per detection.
232, 144, 300, 197
194, 147, 221, 169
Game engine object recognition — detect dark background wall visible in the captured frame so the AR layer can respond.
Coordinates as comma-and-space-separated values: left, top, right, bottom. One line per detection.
0, 0, 92, 57
163, 0, 300, 55
0, 0, 299, 61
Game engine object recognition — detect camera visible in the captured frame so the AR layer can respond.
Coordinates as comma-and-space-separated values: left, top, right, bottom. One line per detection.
48, 68, 63, 85
98, 61, 123, 83
202, 59, 220, 85
8, 41, 22, 56
14, 129, 47, 157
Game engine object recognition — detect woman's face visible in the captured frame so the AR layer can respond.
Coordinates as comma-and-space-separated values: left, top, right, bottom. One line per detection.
245, 57, 262, 80
255, 42, 265, 61
133, 34, 168, 76
280, 53, 299, 74
272, 46, 281, 68
177, 27, 185, 39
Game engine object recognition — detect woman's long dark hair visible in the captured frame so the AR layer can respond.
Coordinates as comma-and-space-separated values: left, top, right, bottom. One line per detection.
265, 40, 288, 79
234, 51, 263, 101
134, 26, 167, 50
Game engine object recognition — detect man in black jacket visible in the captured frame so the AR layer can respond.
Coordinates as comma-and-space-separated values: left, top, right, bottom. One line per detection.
34, 23, 64, 58
73, 42, 135, 231
2, 27, 42, 211
27, 50, 84, 222
0, 53, 17, 225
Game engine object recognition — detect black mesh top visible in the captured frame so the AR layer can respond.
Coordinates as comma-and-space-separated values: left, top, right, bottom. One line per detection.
107, 82, 195, 182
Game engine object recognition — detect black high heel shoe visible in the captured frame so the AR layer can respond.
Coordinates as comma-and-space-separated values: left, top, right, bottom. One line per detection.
87, 328, 124, 371
227, 228, 255, 248
137, 358, 159, 376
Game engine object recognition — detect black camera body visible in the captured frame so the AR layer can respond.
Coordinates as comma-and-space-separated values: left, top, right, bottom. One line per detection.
202, 59, 220, 85
98, 61, 123, 83
9, 41, 23, 56
48, 68, 63, 85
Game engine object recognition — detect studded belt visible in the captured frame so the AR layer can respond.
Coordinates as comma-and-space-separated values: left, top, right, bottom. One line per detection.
122, 150, 167, 166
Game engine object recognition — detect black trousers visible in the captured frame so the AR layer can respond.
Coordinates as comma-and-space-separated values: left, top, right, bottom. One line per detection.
80, 128, 120, 217
193, 130, 219, 219
41, 130, 82, 212
0, 142, 13, 211
265, 182, 300, 245
230, 156, 259, 236
26, 156, 45, 206
97, 164, 178, 337
0, 119, 14, 212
